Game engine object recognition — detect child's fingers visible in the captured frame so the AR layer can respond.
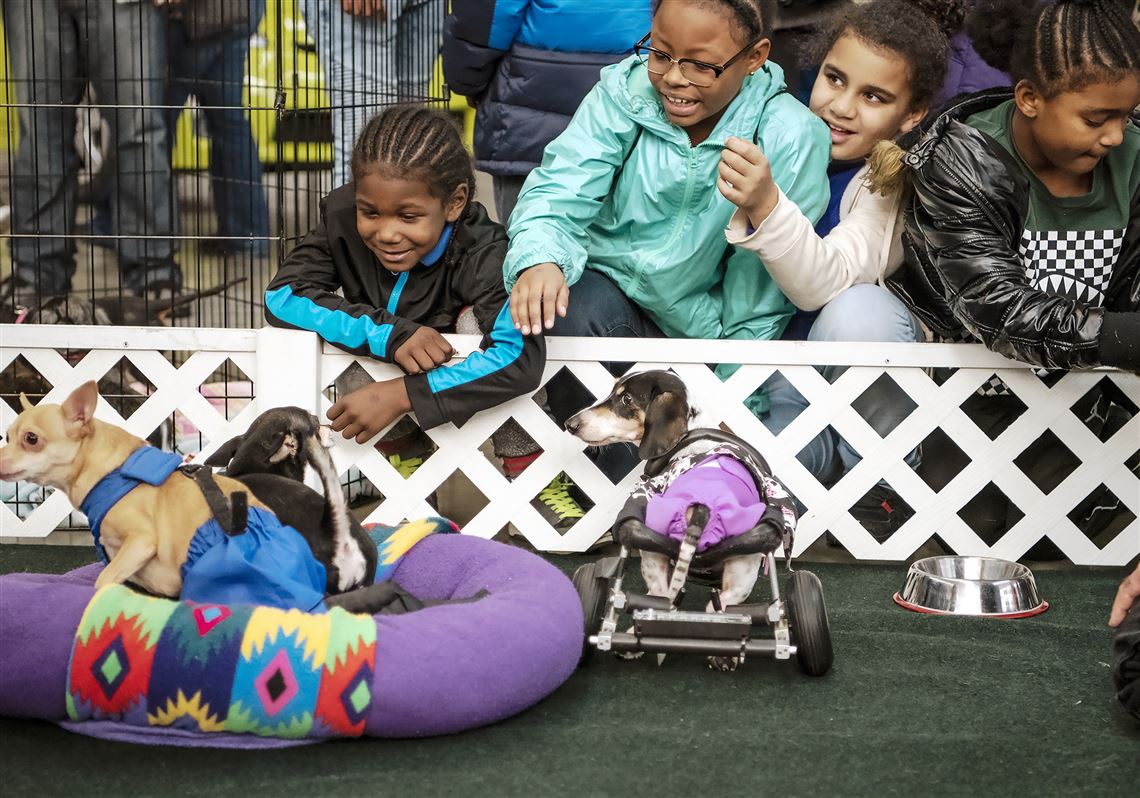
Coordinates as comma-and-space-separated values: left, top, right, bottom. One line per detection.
717, 176, 745, 206
326, 402, 345, 422
526, 288, 545, 336
557, 282, 569, 318
1109, 566, 1140, 626
411, 348, 436, 372
340, 422, 364, 441
509, 287, 525, 331
356, 428, 377, 445
723, 136, 766, 164
720, 148, 759, 178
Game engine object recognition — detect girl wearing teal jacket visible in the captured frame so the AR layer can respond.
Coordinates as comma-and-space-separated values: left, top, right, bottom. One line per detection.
503, 0, 830, 482
504, 0, 830, 344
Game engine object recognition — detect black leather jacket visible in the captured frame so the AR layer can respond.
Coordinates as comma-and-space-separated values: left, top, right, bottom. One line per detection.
888, 90, 1140, 370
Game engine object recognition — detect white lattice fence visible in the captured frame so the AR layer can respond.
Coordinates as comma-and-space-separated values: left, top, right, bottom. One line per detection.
2, 324, 1137, 566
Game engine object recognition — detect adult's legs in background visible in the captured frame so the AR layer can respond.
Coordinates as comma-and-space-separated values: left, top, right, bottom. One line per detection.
87, 0, 180, 296
301, 0, 445, 187
4, 0, 83, 300
492, 173, 529, 226
164, 1, 270, 256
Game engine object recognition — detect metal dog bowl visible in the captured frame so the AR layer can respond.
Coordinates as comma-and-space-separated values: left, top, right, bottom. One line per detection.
893, 556, 1048, 618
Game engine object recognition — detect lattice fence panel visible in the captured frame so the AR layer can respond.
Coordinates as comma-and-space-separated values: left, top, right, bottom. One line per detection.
3, 326, 1137, 566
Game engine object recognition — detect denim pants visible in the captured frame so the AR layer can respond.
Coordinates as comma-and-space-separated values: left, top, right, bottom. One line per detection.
300, 0, 445, 187
164, 3, 270, 254
4, 0, 178, 294
545, 269, 665, 482
764, 283, 925, 484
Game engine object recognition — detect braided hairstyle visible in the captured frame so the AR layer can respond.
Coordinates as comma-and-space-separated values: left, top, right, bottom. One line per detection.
815, 0, 966, 112
968, 0, 1140, 95
684, 0, 768, 43
350, 105, 475, 204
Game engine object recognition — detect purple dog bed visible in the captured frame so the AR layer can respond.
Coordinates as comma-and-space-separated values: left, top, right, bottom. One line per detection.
0, 534, 583, 746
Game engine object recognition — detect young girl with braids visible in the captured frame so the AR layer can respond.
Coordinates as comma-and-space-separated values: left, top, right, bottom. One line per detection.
719, 0, 966, 536
886, 0, 1140, 544
264, 106, 546, 491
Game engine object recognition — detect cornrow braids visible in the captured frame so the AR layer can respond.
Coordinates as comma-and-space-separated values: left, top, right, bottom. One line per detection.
350, 104, 476, 204
686, 0, 767, 43
814, 0, 965, 112
968, 0, 1140, 96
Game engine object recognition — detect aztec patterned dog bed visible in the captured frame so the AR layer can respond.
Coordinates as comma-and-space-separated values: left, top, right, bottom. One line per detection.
0, 522, 583, 747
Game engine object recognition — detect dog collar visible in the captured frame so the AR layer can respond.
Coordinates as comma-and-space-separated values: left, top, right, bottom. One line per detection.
79, 446, 186, 564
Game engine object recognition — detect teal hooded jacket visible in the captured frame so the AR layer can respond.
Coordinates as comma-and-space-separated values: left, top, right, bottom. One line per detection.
503, 55, 830, 342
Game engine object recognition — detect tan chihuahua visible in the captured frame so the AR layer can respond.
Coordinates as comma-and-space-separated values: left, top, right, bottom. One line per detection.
0, 381, 270, 597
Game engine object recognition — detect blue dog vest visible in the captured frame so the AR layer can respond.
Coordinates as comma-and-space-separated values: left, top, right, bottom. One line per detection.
79, 446, 328, 612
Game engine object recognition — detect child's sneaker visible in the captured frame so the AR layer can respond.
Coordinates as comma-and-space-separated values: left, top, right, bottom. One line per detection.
533, 474, 587, 533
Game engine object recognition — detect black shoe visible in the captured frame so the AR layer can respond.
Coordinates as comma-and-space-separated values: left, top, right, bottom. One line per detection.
848, 485, 914, 543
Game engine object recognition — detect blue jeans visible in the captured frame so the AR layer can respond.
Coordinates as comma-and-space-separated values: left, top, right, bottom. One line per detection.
164, 3, 270, 254
300, 0, 445, 186
546, 269, 664, 482
765, 284, 924, 484
4, 0, 179, 294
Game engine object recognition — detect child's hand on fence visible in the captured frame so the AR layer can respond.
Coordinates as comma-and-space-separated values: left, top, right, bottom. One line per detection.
327, 378, 412, 444
511, 262, 568, 336
394, 327, 455, 374
718, 137, 780, 229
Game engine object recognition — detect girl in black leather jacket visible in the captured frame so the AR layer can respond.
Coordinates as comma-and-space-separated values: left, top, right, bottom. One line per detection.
888, 0, 1140, 373
871, 0, 1140, 550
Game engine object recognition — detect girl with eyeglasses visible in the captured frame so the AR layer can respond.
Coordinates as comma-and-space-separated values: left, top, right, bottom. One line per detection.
502, 0, 829, 481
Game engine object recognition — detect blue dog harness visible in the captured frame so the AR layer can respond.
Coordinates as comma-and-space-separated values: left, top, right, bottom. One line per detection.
79, 446, 327, 612
80, 446, 185, 565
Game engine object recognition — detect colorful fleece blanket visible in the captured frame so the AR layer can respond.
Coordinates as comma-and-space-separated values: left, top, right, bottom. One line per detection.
65, 517, 456, 740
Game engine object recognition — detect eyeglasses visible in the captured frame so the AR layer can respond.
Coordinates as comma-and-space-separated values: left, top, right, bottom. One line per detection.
633, 33, 763, 87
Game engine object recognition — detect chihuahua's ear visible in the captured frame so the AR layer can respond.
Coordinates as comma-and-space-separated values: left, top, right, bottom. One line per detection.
19, 393, 34, 412
203, 435, 244, 468
639, 390, 689, 460
61, 381, 99, 428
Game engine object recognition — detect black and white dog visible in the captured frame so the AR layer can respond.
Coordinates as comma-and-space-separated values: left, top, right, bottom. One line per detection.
205, 406, 377, 597
566, 370, 795, 617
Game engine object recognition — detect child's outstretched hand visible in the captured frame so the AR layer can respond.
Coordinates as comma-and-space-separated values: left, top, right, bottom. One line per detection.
510, 262, 568, 336
718, 136, 780, 229
394, 326, 455, 374
327, 378, 412, 444
1110, 563, 1140, 627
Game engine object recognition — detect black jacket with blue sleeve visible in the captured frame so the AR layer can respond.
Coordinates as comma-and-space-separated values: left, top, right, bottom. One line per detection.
264, 187, 545, 429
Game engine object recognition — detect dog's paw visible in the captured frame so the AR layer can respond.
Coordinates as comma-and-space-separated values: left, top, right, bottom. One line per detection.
707, 655, 739, 672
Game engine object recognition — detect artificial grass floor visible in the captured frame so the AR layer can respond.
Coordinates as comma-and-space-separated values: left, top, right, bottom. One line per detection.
1, 544, 1136, 798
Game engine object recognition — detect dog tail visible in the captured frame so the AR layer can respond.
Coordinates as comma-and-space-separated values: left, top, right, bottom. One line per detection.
666, 504, 709, 603
304, 437, 355, 584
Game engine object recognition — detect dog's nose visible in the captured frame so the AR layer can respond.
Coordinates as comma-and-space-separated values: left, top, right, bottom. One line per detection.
564, 416, 581, 434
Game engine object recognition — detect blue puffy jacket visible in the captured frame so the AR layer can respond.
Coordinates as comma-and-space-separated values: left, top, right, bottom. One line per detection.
441, 0, 652, 176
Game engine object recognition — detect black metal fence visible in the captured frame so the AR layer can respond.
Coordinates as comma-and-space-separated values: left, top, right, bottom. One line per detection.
1, 0, 449, 329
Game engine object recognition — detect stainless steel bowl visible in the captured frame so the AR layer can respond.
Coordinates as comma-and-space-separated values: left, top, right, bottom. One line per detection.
894, 556, 1048, 618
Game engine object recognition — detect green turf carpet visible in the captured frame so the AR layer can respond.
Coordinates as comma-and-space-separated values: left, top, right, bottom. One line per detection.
1, 544, 1136, 797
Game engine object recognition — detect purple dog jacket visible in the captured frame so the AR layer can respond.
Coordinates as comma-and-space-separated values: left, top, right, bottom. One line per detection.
644, 455, 766, 551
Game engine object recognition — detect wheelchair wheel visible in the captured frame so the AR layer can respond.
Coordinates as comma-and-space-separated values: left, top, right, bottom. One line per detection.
571, 561, 609, 667
786, 569, 833, 676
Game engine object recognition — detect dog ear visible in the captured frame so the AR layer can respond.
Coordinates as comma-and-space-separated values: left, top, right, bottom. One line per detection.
202, 435, 244, 467
639, 390, 689, 460
18, 393, 34, 412
61, 381, 99, 427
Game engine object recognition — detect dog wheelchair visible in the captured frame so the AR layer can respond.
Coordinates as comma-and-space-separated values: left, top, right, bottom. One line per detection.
570, 431, 834, 676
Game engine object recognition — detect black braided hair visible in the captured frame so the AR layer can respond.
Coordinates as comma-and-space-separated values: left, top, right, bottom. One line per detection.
814, 0, 966, 111
665, 0, 767, 43
351, 105, 476, 266
350, 105, 475, 203
968, 0, 1140, 95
